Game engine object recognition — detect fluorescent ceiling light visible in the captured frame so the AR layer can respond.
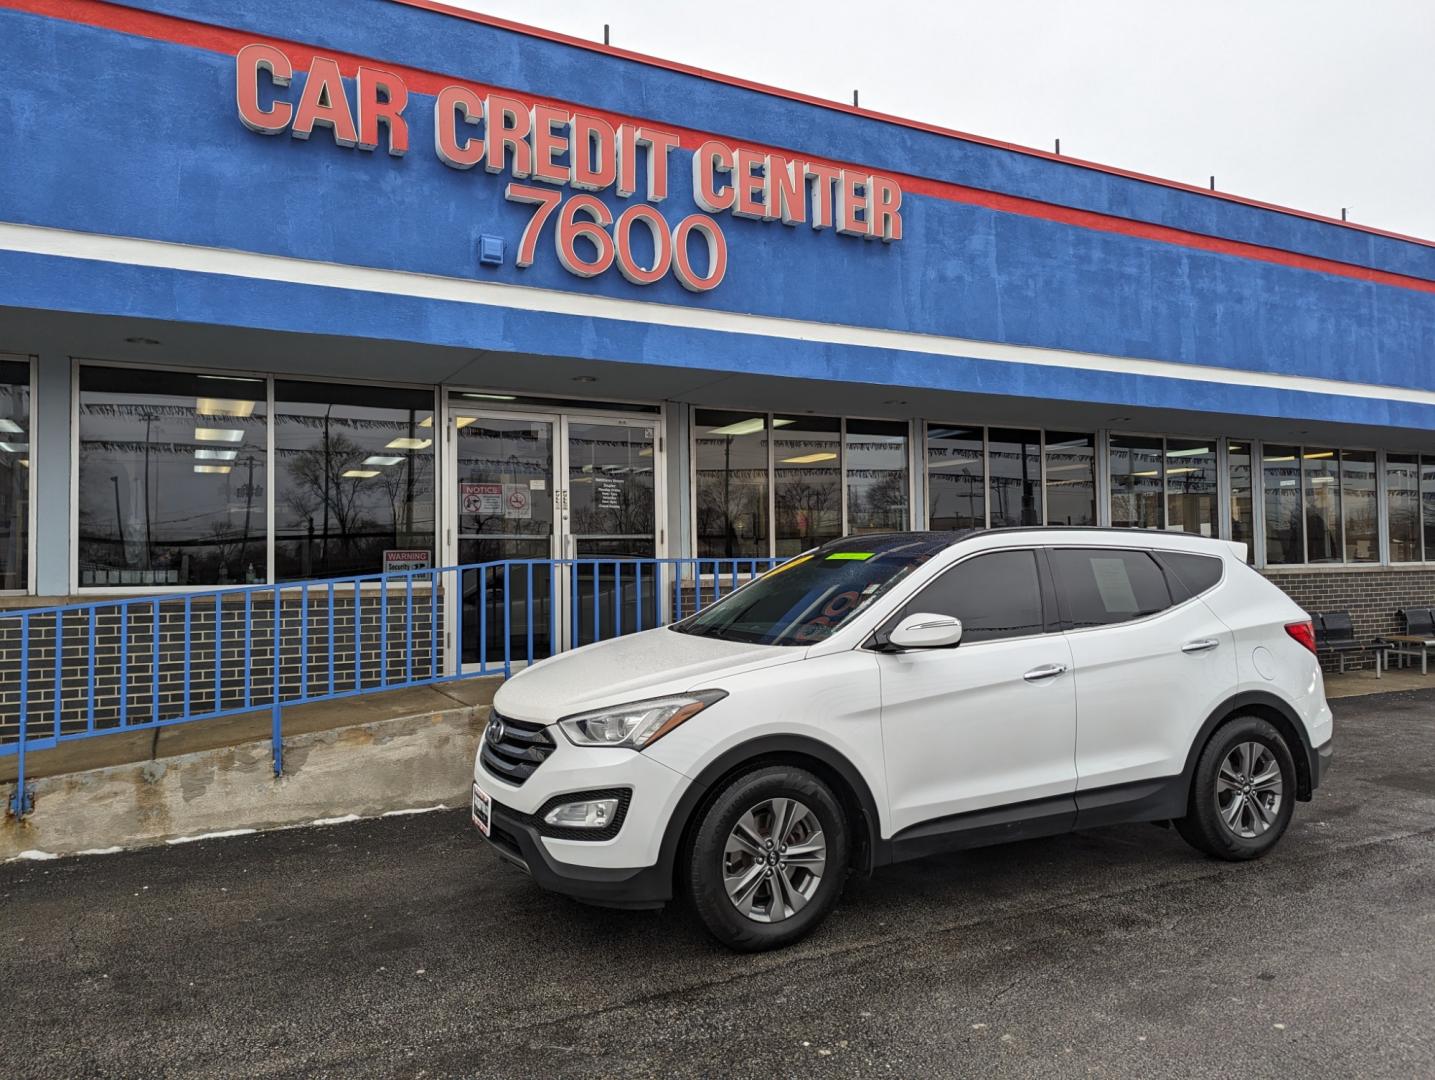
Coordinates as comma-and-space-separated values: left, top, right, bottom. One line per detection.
780, 452, 838, 464
707, 418, 793, 437
455, 417, 476, 430
639, 447, 653, 457
196, 397, 256, 418
0, 442, 29, 453
193, 464, 232, 475
418, 415, 433, 428
1263, 456, 1295, 463
1303, 451, 1335, 459
1133, 469, 1161, 477
463, 393, 518, 401
18, 458, 28, 468
1165, 446, 1211, 458
1311, 476, 1336, 484
363, 455, 404, 466
195, 448, 238, 461
342, 469, 381, 478
385, 437, 432, 450
1165, 466, 1199, 476
0, 419, 21, 434
195, 427, 244, 443
928, 457, 980, 469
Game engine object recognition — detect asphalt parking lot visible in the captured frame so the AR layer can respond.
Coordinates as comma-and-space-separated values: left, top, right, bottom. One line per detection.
3, 690, 1434, 1079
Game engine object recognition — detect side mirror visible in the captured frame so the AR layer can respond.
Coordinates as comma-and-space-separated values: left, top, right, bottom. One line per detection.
887, 612, 964, 650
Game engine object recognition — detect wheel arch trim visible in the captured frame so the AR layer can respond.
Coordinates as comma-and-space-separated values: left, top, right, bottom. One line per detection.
656, 735, 885, 885
1184, 690, 1317, 801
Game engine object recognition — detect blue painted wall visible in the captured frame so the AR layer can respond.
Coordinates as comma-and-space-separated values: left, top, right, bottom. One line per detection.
2, 1, 1433, 410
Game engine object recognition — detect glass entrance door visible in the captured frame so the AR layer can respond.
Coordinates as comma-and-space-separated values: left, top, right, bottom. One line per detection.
454, 414, 558, 667
448, 404, 662, 669
565, 419, 659, 646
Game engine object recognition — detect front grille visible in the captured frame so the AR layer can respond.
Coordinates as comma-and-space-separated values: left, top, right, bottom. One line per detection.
479, 712, 556, 786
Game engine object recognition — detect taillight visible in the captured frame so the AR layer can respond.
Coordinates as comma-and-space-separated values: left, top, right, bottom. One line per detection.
1285, 620, 1317, 655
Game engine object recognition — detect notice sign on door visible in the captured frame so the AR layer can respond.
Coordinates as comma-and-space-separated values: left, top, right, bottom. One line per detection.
460, 482, 503, 515
596, 478, 622, 510
383, 549, 432, 572
503, 483, 532, 519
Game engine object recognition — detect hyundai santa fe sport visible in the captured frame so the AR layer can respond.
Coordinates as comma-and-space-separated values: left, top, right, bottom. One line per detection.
471, 528, 1334, 951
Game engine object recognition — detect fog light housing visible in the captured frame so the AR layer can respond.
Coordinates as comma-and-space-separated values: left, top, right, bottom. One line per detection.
543, 798, 620, 829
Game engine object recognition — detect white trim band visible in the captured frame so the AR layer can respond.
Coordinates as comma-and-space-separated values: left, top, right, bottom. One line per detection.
2, 221, 1432, 407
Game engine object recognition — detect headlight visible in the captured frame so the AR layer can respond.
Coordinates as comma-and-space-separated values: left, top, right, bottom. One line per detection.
558, 690, 727, 750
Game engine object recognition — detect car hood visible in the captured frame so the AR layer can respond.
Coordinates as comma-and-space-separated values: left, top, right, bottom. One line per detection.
491, 627, 806, 723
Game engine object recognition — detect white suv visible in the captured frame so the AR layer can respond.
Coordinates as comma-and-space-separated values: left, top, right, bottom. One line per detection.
471, 529, 1333, 951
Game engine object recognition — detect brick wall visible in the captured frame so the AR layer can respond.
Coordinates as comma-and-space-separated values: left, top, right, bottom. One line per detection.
1261, 565, 1435, 672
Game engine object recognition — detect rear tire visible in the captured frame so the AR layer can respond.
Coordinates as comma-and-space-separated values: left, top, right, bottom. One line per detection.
1175, 715, 1296, 861
686, 765, 849, 952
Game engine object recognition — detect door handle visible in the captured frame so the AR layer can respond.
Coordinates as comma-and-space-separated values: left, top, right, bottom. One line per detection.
1023, 664, 1068, 682
1182, 638, 1221, 654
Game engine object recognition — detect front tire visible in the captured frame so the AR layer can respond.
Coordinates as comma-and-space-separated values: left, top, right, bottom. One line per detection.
686, 766, 849, 952
1175, 715, 1296, 861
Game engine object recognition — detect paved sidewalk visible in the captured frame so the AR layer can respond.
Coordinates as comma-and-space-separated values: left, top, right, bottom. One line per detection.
3, 690, 1433, 1079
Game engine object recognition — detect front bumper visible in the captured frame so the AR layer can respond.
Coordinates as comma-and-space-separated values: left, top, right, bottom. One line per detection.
471, 730, 691, 908
479, 796, 673, 909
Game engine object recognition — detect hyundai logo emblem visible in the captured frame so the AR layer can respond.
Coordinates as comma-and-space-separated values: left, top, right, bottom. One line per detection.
487, 718, 505, 745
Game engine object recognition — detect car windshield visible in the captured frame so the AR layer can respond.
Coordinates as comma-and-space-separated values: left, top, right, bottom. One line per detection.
672, 535, 951, 646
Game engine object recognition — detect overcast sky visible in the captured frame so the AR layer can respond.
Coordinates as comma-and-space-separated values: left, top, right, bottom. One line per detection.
441, 0, 1435, 242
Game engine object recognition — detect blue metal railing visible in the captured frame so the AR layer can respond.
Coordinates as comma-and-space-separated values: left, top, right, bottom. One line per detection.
1, 556, 778, 817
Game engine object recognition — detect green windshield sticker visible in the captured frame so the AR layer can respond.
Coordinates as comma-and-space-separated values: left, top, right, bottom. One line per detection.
826, 552, 874, 561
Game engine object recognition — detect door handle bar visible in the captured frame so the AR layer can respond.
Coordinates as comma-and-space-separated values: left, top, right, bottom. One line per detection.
1022, 664, 1068, 682
1181, 639, 1221, 654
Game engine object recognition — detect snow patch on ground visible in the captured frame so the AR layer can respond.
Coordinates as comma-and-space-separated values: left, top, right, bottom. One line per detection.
381, 804, 449, 817
308, 814, 361, 827
7, 850, 60, 862
166, 828, 258, 845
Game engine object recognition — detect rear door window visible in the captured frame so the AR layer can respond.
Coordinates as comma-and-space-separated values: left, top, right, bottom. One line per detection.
899, 549, 1044, 643
1049, 548, 1172, 628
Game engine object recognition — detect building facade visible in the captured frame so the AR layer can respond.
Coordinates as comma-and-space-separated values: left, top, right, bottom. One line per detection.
3, 0, 1435, 671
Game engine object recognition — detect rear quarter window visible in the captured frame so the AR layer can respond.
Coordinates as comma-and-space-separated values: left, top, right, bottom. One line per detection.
1155, 551, 1225, 602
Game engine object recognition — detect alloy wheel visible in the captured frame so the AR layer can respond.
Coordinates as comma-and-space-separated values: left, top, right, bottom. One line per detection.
1216, 741, 1284, 839
722, 797, 827, 923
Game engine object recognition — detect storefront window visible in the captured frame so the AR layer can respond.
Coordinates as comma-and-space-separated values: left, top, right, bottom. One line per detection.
695, 409, 770, 558
1263, 444, 1302, 565
1424, 457, 1435, 563
1110, 434, 1163, 529
77, 366, 267, 586
0, 360, 30, 591
988, 427, 1041, 528
926, 425, 984, 531
774, 416, 841, 556
1341, 450, 1378, 563
846, 419, 909, 533
1386, 453, 1420, 562
1303, 448, 1341, 563
1228, 441, 1254, 560
274, 381, 435, 581
1044, 432, 1096, 527
1165, 438, 1217, 536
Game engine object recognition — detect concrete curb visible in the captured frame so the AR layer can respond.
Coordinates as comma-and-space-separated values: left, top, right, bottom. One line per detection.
1, 704, 488, 860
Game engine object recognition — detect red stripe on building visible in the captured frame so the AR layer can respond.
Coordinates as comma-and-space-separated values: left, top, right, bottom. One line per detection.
5, 0, 1434, 297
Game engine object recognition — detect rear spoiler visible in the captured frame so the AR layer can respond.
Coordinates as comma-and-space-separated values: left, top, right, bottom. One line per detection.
1223, 540, 1249, 562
